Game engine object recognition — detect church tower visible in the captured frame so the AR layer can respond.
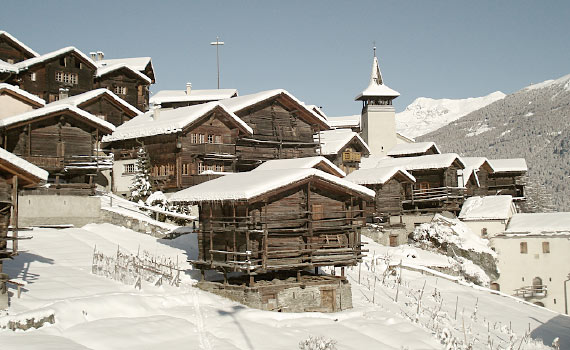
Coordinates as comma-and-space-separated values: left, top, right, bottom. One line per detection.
355, 48, 400, 156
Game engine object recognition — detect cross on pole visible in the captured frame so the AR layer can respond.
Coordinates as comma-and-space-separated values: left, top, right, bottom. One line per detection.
210, 36, 225, 89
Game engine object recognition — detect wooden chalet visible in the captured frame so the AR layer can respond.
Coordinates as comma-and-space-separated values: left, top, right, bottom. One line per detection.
459, 157, 495, 197
374, 153, 466, 213
94, 64, 152, 113
218, 89, 331, 171
252, 156, 346, 178
387, 141, 440, 158
0, 83, 45, 119
150, 83, 238, 109
47, 88, 141, 127
169, 168, 374, 285
345, 166, 416, 221
0, 31, 39, 64
95, 56, 155, 84
10, 47, 97, 103
103, 102, 253, 193
487, 158, 527, 199
0, 104, 115, 195
315, 128, 370, 174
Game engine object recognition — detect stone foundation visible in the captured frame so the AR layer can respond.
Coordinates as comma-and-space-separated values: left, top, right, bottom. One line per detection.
197, 273, 352, 312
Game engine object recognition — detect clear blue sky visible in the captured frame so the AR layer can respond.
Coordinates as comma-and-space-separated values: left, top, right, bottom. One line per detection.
2, 1, 569, 116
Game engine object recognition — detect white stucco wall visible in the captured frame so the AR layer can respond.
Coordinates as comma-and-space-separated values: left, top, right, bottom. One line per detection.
491, 235, 570, 314
362, 105, 397, 157
113, 159, 136, 195
463, 220, 508, 238
0, 94, 35, 119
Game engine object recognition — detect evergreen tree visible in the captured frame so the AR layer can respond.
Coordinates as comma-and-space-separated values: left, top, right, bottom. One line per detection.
129, 146, 152, 203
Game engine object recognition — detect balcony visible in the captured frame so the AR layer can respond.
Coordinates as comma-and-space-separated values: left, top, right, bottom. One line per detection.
186, 143, 235, 157
513, 285, 548, 298
403, 187, 465, 203
342, 151, 361, 162
23, 155, 113, 172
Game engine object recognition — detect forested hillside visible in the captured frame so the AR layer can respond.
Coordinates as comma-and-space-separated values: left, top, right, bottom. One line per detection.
419, 74, 570, 211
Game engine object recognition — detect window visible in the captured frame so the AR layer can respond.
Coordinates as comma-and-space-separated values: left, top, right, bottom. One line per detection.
191, 134, 198, 144
55, 71, 78, 85
198, 134, 205, 143
59, 57, 66, 66
520, 242, 528, 254
197, 162, 205, 174
419, 182, 430, 192
215, 135, 222, 144
215, 164, 223, 172
182, 163, 190, 175
30, 72, 36, 81
542, 242, 550, 253
124, 163, 136, 174
207, 134, 214, 143
114, 86, 127, 95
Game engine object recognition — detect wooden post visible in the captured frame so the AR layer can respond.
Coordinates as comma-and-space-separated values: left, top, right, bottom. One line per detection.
209, 205, 213, 267
341, 267, 345, 277
296, 269, 301, 282
249, 274, 255, 287
232, 203, 237, 271
27, 124, 31, 156
11, 176, 18, 254
306, 182, 312, 266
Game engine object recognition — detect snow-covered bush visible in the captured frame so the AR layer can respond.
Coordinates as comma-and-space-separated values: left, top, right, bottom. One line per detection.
299, 336, 337, 350
129, 147, 152, 203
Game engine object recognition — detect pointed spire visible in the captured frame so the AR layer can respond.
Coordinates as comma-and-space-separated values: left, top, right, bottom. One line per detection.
355, 49, 399, 101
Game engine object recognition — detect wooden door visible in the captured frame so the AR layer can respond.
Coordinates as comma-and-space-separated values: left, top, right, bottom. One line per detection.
321, 289, 336, 312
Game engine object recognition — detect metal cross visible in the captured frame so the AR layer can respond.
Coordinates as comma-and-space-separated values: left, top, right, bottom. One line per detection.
210, 36, 225, 89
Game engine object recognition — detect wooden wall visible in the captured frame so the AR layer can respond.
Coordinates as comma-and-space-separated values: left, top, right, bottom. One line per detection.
80, 97, 135, 127
0, 38, 34, 63
95, 69, 149, 112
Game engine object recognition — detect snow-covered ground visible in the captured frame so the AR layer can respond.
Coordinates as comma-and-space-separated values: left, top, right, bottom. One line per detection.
396, 91, 505, 138
1, 224, 568, 349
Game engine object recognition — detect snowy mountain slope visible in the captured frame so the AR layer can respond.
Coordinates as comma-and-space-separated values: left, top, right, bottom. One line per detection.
2, 224, 568, 349
418, 73, 570, 211
396, 91, 506, 138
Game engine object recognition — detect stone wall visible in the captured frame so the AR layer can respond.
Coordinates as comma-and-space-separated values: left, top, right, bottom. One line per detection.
18, 194, 101, 227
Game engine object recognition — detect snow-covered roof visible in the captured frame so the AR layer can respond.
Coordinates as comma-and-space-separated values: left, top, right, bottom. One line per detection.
0, 59, 18, 73
0, 147, 48, 183
15, 46, 96, 70
387, 142, 441, 157
344, 166, 416, 185
219, 89, 330, 129
488, 158, 527, 173
150, 89, 238, 105
459, 196, 514, 221
97, 57, 152, 72
0, 104, 115, 132
169, 168, 375, 203
374, 153, 466, 171
95, 63, 151, 83
102, 102, 252, 142
458, 157, 494, 186
252, 156, 346, 177
315, 128, 370, 155
355, 56, 400, 100
504, 212, 570, 234
327, 114, 360, 129
305, 104, 328, 120
0, 83, 45, 106
48, 88, 141, 116
396, 132, 415, 143
0, 31, 39, 58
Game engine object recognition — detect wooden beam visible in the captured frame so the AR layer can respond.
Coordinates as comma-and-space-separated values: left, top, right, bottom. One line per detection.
11, 176, 18, 254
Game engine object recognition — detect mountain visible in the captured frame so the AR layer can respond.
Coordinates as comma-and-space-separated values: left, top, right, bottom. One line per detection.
418, 73, 570, 211
396, 91, 506, 138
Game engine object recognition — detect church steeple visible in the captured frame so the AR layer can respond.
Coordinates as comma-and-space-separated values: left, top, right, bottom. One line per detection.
355, 48, 399, 105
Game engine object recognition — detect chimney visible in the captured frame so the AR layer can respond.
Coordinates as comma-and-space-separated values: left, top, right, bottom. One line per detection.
152, 105, 161, 120
89, 52, 97, 61
186, 82, 192, 95
59, 88, 69, 100
96, 51, 105, 61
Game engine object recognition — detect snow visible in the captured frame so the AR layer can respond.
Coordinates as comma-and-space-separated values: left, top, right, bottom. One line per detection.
252, 156, 346, 177
95, 63, 152, 83
150, 89, 238, 104
48, 88, 142, 115
466, 124, 493, 137
219, 89, 330, 129
0, 83, 45, 106
366, 153, 465, 171
0, 147, 49, 181
396, 91, 505, 138
523, 73, 570, 92
315, 129, 370, 155
344, 166, 415, 185
1, 223, 566, 349
15, 47, 96, 70
488, 158, 528, 173
458, 157, 493, 187
0, 104, 116, 132
355, 56, 400, 100
169, 168, 375, 202
505, 212, 570, 234
96, 57, 152, 72
326, 114, 360, 129
387, 142, 441, 156
459, 195, 514, 221
102, 102, 252, 142
0, 30, 40, 57
0, 59, 18, 73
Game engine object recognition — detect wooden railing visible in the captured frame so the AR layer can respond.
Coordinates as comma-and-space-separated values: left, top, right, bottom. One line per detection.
342, 151, 361, 162
186, 143, 235, 156
23, 155, 113, 171
403, 186, 465, 203
513, 285, 548, 298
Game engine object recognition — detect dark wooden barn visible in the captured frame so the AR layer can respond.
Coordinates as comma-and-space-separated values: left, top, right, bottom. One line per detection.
0, 104, 115, 194
315, 128, 370, 174
460, 157, 495, 197
169, 168, 374, 285
487, 158, 527, 199
0, 31, 39, 64
95, 64, 151, 113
